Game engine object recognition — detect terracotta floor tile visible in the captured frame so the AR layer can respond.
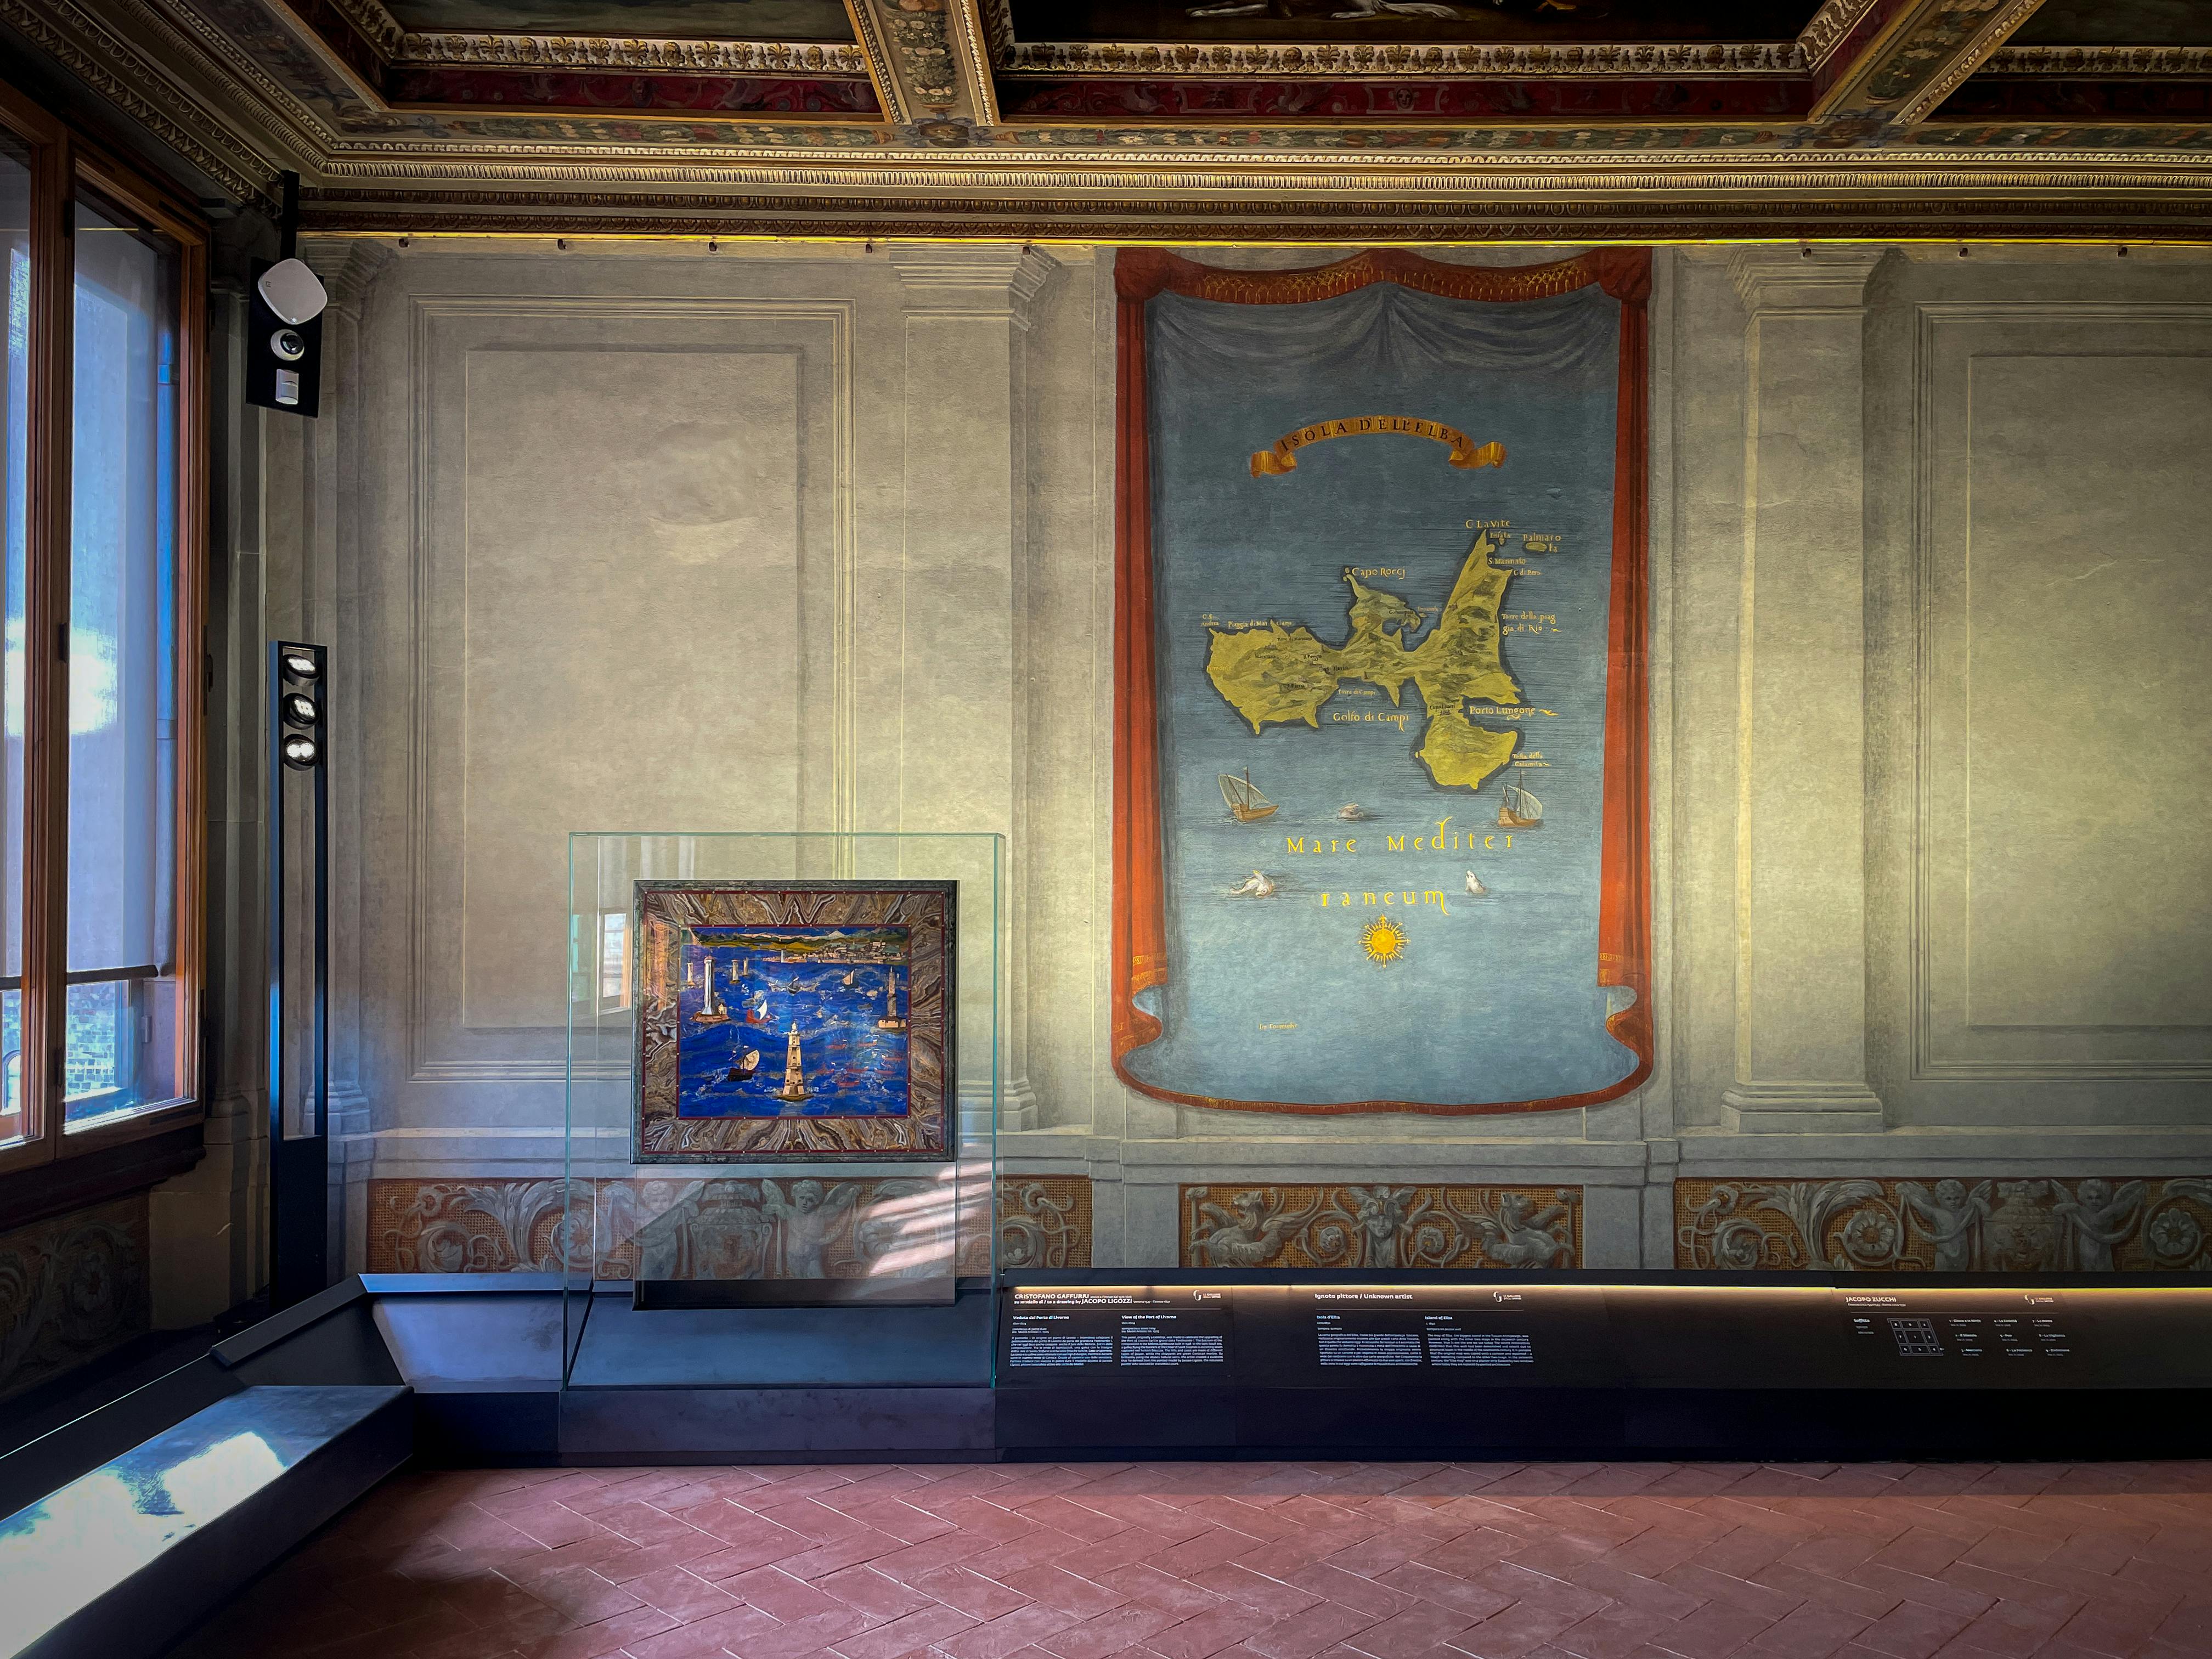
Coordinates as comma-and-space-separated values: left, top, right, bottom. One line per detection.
935, 1603, 1087, 1659
905, 1564, 1036, 1622
1148, 1604, 1285, 1659
153, 1462, 2212, 1659
1038, 1600, 1187, 1659
828, 1603, 981, 1659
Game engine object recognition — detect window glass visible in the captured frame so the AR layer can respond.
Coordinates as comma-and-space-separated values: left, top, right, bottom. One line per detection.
65, 193, 180, 1130
1, 134, 29, 1148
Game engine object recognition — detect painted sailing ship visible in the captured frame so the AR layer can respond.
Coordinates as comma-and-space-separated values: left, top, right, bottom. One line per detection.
774, 1023, 810, 1102
876, 972, 908, 1032
1220, 769, 1278, 823
692, 953, 731, 1024
724, 1048, 761, 1083
1498, 776, 1544, 830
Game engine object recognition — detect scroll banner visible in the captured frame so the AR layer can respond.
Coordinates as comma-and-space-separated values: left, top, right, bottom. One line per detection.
1251, 416, 1504, 479
1112, 246, 1652, 1119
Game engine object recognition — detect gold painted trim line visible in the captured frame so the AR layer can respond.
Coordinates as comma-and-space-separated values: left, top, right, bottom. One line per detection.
994, 41, 1808, 78
842, 0, 907, 126
1982, 44, 2212, 74
394, 33, 871, 73
1889, 0, 2050, 128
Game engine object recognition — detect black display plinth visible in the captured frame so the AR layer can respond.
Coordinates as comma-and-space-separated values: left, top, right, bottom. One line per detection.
996, 1269, 2212, 1463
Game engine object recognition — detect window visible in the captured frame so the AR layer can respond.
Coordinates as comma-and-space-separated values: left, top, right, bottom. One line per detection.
1, 128, 27, 1153
0, 77, 203, 1181
66, 194, 181, 1127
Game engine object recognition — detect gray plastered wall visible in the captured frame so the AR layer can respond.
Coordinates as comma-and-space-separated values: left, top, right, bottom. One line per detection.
228, 239, 2212, 1277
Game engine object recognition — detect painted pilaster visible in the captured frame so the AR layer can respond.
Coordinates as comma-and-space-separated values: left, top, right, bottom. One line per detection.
888, 242, 1055, 1136
1722, 250, 1888, 1134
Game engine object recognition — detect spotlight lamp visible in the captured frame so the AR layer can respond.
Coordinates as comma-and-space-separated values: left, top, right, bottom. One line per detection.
280, 648, 321, 683
281, 732, 321, 769
280, 690, 320, 728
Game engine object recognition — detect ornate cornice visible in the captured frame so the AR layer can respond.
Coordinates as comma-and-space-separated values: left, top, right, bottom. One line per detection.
1889, 0, 2049, 127
1797, 0, 1886, 71
123, 0, 334, 162
996, 40, 1808, 78
393, 32, 869, 74
302, 151, 2212, 189
323, 0, 399, 60
1983, 44, 2212, 75
0, 0, 283, 205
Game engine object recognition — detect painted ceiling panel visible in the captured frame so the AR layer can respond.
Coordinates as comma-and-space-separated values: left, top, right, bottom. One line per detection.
381, 0, 857, 40
1003, 1, 1823, 46
2015, 2, 2212, 46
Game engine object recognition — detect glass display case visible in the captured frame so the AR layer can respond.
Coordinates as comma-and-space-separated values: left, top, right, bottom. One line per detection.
562, 832, 1001, 1391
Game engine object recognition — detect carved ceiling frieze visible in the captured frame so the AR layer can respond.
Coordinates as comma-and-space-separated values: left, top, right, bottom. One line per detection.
394, 33, 871, 74
5, 0, 2210, 236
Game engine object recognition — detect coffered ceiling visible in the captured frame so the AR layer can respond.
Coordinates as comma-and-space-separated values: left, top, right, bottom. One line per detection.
7, 0, 2212, 239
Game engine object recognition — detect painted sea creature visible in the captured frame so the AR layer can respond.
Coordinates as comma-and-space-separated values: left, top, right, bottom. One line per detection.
1229, 870, 1278, 898
1338, 804, 1371, 820
1465, 870, 1488, 898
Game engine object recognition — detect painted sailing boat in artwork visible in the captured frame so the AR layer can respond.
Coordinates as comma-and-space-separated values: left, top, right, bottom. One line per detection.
1220, 768, 1278, 823
1498, 775, 1544, 830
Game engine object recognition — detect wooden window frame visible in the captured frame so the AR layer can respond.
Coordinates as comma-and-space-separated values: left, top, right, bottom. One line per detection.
0, 76, 207, 1186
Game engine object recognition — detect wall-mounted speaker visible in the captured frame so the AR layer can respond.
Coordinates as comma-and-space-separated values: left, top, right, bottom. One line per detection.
244, 257, 323, 417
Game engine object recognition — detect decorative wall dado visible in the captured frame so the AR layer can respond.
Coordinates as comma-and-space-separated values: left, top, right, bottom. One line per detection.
365, 1175, 1091, 1278
0, 1197, 151, 1402
990, 1176, 1092, 1271
1675, 1177, 2212, 1272
1180, 1184, 1581, 1271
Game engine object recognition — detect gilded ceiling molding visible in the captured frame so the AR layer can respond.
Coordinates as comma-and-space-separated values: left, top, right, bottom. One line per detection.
845, 0, 996, 127
1890, 0, 2049, 127
950, 0, 997, 127
118, 0, 331, 164
394, 32, 870, 73
995, 40, 1807, 78
291, 183, 2212, 246
1983, 44, 2212, 75
841, 0, 909, 126
304, 154, 2212, 191
1797, 0, 1886, 72
975, 0, 1012, 66
323, 0, 400, 60
1814, 0, 2049, 126
0, 0, 284, 205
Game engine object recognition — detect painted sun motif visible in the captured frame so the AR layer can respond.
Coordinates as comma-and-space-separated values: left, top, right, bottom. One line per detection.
1360, 915, 1408, 966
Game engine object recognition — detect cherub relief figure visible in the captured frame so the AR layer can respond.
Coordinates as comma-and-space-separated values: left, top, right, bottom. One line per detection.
2052, 1178, 2146, 1272
1899, 1178, 1992, 1271
763, 1178, 861, 1278
1188, 1188, 1321, 1267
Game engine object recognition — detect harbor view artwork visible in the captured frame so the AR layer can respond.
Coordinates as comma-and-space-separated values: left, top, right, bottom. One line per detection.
1113, 249, 1652, 1116
634, 881, 953, 1161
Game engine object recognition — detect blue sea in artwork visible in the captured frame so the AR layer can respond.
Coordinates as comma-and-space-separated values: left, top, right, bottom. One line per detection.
1127, 279, 1640, 1109
675, 927, 911, 1120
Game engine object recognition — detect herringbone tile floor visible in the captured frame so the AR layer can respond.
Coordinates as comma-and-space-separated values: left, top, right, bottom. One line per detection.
171, 1460, 2212, 1659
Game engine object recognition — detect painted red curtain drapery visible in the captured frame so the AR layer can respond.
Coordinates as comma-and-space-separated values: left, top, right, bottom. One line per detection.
1111, 247, 1652, 1116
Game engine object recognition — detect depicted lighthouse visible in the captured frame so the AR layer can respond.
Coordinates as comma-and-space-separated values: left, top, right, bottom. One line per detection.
774, 1021, 811, 1103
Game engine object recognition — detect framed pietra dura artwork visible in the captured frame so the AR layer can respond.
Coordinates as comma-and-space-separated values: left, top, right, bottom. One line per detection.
633, 881, 955, 1162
